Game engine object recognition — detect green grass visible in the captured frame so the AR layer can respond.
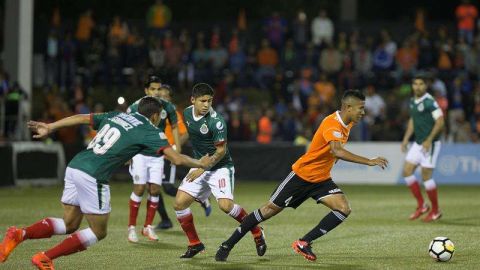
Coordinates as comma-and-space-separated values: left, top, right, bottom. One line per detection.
1, 182, 479, 270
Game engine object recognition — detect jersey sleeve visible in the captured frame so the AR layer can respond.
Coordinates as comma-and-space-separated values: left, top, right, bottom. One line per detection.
321, 121, 343, 143
165, 102, 178, 125
210, 116, 227, 146
90, 112, 119, 130
428, 100, 444, 120
141, 130, 171, 156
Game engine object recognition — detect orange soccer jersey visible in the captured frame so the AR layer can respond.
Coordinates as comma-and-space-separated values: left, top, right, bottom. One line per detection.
292, 111, 352, 183
165, 110, 187, 145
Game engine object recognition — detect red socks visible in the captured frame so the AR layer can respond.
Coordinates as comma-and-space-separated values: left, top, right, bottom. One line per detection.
176, 209, 200, 246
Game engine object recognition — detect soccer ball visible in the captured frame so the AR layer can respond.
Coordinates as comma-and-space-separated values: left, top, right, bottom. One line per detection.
428, 237, 455, 262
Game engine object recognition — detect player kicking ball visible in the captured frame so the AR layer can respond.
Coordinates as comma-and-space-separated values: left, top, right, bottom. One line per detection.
0, 97, 210, 270
215, 90, 388, 262
174, 83, 266, 258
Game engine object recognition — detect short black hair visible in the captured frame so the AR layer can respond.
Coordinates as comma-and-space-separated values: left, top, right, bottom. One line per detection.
342, 89, 365, 102
138, 96, 163, 118
144, 75, 162, 88
160, 83, 172, 92
192, 83, 214, 98
412, 74, 428, 84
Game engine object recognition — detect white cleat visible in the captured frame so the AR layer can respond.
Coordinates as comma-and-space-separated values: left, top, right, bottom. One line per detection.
142, 225, 159, 241
128, 226, 139, 243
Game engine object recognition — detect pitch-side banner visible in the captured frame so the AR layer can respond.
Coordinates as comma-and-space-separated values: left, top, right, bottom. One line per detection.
331, 142, 480, 185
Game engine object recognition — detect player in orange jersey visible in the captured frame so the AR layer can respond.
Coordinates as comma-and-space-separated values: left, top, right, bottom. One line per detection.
215, 90, 388, 262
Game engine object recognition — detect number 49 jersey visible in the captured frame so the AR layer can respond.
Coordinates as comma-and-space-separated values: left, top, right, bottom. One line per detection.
68, 112, 170, 184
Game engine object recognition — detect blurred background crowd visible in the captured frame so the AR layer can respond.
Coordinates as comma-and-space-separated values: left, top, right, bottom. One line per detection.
1, 0, 480, 147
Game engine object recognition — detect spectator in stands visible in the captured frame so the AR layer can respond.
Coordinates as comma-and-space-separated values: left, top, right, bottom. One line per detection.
292, 9, 308, 49
59, 33, 76, 92
149, 38, 165, 71
256, 39, 278, 89
263, 11, 287, 51
364, 84, 386, 125
192, 40, 211, 82
314, 73, 336, 105
311, 9, 334, 48
455, 0, 478, 44
396, 38, 418, 79
281, 39, 298, 72
257, 109, 274, 144
109, 16, 129, 43
75, 9, 95, 66
209, 37, 228, 78
147, 0, 172, 38
319, 42, 343, 77
45, 30, 59, 88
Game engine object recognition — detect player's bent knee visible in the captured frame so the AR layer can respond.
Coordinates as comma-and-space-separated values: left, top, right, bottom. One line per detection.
218, 199, 234, 213
261, 202, 282, 219
337, 205, 351, 216
149, 184, 161, 196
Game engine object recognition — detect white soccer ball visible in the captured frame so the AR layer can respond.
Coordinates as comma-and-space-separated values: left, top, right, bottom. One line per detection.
428, 237, 455, 262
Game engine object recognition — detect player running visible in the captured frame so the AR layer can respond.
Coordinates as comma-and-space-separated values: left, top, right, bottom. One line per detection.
0, 97, 210, 270
401, 75, 444, 222
125, 76, 182, 242
154, 84, 212, 230
174, 83, 266, 258
215, 90, 388, 262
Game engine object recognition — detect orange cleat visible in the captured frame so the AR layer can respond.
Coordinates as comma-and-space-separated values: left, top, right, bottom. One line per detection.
409, 204, 430, 220
292, 240, 316, 261
31, 252, 55, 270
0, 226, 24, 263
422, 211, 442, 222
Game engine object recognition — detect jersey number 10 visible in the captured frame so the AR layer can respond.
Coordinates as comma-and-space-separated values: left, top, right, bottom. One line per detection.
87, 124, 121, 155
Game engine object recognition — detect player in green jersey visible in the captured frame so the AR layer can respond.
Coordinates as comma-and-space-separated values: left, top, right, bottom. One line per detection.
125, 75, 183, 242
0, 97, 210, 269
173, 83, 266, 259
401, 75, 445, 222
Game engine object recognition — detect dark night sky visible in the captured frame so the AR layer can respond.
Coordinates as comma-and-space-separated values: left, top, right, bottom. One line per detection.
32, 0, 466, 23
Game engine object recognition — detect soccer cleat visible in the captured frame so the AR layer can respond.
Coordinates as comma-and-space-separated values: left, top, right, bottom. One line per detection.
155, 219, 173, 230
142, 225, 159, 241
409, 204, 430, 220
292, 240, 317, 261
127, 226, 139, 243
215, 243, 231, 261
253, 227, 267, 256
200, 198, 212, 217
31, 252, 54, 270
422, 211, 442, 222
180, 243, 205, 258
0, 226, 24, 263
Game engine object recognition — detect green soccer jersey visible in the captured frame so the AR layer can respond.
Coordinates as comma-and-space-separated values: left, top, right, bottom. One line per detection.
68, 112, 170, 184
183, 106, 233, 170
409, 93, 443, 144
127, 97, 177, 132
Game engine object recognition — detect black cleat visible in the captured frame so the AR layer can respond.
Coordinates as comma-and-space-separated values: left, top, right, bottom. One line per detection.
292, 240, 317, 261
215, 243, 231, 262
254, 228, 267, 256
180, 243, 205, 258
155, 219, 173, 230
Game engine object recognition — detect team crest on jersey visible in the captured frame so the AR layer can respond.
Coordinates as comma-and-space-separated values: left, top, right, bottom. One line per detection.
160, 110, 167, 119
417, 103, 424, 112
200, 123, 209, 134
159, 132, 167, 140
216, 121, 224, 130
333, 131, 342, 138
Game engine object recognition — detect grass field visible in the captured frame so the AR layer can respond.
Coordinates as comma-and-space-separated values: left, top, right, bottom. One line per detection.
0, 182, 479, 270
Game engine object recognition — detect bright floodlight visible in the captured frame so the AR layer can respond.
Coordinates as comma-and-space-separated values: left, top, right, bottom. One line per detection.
117, 96, 125, 105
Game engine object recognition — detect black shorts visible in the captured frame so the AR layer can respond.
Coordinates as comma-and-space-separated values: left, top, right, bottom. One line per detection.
269, 171, 344, 209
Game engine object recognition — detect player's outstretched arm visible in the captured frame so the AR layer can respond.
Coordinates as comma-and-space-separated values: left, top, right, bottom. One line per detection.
330, 141, 388, 169
163, 147, 210, 169
28, 114, 90, 139
401, 118, 414, 153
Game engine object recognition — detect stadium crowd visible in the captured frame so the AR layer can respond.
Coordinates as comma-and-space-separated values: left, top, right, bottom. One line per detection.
2, 0, 480, 144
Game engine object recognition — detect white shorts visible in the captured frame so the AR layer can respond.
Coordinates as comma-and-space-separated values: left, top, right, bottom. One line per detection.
405, 141, 441, 168
178, 167, 235, 201
61, 167, 111, 214
129, 154, 164, 185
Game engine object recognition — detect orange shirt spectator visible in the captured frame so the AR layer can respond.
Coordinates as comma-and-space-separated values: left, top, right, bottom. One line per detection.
257, 112, 273, 144
257, 47, 278, 67
75, 10, 94, 42
438, 50, 452, 70
314, 81, 336, 104
456, 2, 478, 30
109, 16, 128, 42
396, 43, 418, 71
165, 110, 187, 145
